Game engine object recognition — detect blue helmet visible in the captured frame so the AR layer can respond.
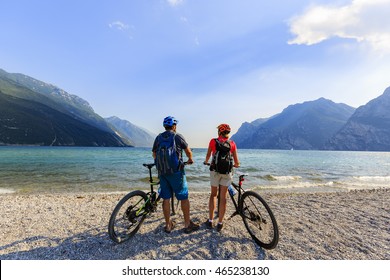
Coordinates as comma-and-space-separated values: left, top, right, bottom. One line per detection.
163, 116, 178, 127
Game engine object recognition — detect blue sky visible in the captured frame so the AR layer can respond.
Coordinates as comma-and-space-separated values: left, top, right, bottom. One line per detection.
1, 0, 390, 147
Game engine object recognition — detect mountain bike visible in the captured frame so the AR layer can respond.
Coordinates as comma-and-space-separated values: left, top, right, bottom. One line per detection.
208, 165, 279, 249
108, 163, 178, 243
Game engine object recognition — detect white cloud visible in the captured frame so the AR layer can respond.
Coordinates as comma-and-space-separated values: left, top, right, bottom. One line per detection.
109, 21, 130, 31
167, 0, 184, 7
288, 0, 390, 53
194, 36, 200, 46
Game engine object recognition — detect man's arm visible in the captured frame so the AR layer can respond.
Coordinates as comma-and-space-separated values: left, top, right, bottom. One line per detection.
184, 146, 193, 164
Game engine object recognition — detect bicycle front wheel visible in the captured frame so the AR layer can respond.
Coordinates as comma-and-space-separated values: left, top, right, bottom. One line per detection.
240, 191, 279, 249
108, 190, 149, 244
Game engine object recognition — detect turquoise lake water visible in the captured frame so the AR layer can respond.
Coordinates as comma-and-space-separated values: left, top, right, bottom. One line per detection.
1, 146, 390, 194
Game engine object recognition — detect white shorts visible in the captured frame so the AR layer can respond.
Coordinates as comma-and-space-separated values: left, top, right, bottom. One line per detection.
210, 171, 233, 187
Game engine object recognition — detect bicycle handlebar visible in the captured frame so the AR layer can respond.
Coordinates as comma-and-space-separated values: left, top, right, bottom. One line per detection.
143, 161, 191, 169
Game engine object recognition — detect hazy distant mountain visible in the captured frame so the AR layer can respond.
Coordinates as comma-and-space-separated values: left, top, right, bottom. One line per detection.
231, 117, 274, 147
232, 98, 355, 150
105, 116, 156, 147
0, 68, 130, 146
325, 87, 390, 151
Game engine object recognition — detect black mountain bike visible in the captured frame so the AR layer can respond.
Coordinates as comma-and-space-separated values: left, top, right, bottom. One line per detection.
108, 163, 175, 244
224, 170, 279, 249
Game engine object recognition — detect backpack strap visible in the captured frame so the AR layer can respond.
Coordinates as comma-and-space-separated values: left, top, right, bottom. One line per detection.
215, 138, 231, 152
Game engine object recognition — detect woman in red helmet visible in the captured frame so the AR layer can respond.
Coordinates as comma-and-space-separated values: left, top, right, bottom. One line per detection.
203, 123, 240, 232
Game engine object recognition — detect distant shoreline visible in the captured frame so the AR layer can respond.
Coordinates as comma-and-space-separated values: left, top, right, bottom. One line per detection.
3, 144, 390, 151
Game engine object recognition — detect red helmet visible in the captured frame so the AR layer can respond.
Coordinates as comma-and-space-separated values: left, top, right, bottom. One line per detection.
217, 124, 231, 134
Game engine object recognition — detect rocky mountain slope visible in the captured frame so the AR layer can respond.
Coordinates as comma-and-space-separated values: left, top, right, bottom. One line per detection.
232, 98, 355, 150
0, 91, 127, 146
326, 87, 390, 151
0, 69, 130, 146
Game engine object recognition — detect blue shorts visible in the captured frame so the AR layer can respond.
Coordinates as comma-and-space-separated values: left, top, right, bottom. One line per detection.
159, 170, 188, 201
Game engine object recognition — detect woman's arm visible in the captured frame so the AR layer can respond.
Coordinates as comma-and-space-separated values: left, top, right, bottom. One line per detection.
232, 149, 240, 168
203, 145, 213, 165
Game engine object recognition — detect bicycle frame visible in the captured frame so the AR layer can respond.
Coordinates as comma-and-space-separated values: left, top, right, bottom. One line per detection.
143, 163, 178, 215
226, 173, 247, 219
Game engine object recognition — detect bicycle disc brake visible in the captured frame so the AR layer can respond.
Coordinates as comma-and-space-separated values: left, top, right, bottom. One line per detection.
249, 211, 265, 230
125, 206, 140, 223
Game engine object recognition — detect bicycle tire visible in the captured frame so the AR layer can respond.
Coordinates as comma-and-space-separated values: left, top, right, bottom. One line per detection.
108, 190, 149, 244
239, 191, 279, 249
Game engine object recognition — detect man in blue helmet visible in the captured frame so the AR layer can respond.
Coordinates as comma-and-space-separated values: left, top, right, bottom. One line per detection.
152, 116, 200, 234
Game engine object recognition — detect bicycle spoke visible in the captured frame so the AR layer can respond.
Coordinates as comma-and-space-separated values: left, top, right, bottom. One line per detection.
108, 190, 148, 243
240, 191, 279, 249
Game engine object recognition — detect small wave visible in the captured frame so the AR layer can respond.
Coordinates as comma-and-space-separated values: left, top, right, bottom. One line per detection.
261, 174, 277, 181
352, 176, 390, 182
275, 175, 302, 181
252, 179, 341, 191
340, 176, 390, 191
260, 174, 302, 182
0, 188, 16, 194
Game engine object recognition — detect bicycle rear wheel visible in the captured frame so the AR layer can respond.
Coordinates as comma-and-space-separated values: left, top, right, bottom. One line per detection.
240, 191, 279, 249
108, 190, 149, 244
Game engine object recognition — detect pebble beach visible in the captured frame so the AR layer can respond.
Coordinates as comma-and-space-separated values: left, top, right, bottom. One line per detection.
0, 189, 389, 260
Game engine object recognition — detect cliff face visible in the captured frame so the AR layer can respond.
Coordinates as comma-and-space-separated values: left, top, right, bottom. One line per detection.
326, 87, 390, 151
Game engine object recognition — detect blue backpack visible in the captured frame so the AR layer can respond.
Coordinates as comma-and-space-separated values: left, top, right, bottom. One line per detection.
155, 132, 180, 175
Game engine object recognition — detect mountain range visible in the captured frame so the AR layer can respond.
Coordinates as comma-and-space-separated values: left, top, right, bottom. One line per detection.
231, 98, 355, 149
0, 68, 153, 147
2, 68, 390, 151
232, 87, 390, 151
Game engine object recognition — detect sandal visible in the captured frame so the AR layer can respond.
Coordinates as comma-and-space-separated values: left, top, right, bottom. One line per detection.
164, 220, 176, 233
184, 221, 200, 234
